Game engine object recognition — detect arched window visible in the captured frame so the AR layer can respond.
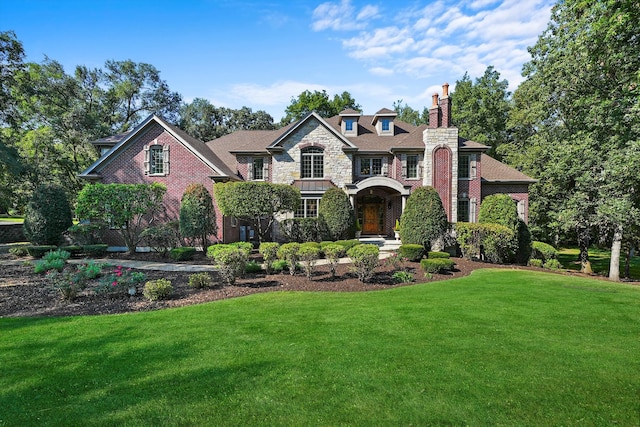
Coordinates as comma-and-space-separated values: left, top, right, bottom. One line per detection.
301, 147, 323, 178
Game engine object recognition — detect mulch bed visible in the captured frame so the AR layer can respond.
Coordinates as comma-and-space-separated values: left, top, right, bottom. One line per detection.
0, 251, 629, 318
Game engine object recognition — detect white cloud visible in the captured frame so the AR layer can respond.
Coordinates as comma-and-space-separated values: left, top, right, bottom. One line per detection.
369, 67, 394, 76
227, 81, 328, 106
312, 0, 380, 31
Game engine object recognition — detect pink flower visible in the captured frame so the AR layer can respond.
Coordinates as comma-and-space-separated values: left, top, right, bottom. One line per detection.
112, 281, 118, 287
116, 271, 122, 277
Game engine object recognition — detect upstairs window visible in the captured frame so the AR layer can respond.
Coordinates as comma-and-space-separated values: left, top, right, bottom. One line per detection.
360, 158, 383, 176
381, 119, 391, 132
144, 143, 169, 176
253, 157, 264, 180
406, 155, 418, 179
459, 155, 470, 179
345, 119, 354, 131
301, 147, 324, 178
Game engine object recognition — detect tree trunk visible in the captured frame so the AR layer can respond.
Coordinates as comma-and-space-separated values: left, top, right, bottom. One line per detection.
578, 233, 592, 274
608, 225, 623, 281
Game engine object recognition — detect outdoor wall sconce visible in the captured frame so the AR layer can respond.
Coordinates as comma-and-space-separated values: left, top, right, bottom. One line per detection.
388, 201, 392, 209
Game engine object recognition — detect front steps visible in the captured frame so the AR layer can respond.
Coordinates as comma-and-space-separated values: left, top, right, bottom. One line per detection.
358, 236, 402, 252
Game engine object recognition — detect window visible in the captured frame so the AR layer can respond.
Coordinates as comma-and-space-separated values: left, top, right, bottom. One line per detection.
100, 147, 110, 157
360, 158, 383, 176
381, 119, 391, 132
144, 143, 169, 176
295, 198, 320, 218
459, 155, 470, 179
253, 157, 264, 180
457, 199, 470, 222
301, 147, 324, 178
345, 119, 354, 131
406, 155, 418, 179
150, 145, 164, 175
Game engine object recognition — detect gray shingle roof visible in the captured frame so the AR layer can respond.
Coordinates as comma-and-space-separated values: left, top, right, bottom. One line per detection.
481, 154, 536, 183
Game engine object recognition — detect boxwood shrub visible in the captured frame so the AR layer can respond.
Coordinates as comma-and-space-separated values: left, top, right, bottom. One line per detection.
26, 245, 58, 258
427, 251, 450, 259
531, 241, 558, 262
143, 279, 173, 301
420, 258, 455, 274
82, 244, 108, 257
169, 246, 196, 261
398, 244, 425, 262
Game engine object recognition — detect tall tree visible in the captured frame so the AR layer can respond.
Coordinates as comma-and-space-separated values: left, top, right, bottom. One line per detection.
280, 90, 360, 125
393, 100, 428, 126
451, 67, 511, 157
503, 0, 640, 277
103, 60, 182, 132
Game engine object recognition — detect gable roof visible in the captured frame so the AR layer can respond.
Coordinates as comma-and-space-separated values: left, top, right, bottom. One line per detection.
79, 115, 236, 179
481, 154, 536, 183
267, 111, 358, 151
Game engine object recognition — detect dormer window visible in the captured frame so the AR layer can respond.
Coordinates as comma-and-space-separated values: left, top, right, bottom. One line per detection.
345, 119, 354, 132
339, 109, 361, 136
371, 108, 397, 136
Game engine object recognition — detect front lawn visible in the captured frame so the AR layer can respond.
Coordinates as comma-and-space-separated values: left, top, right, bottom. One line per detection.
559, 247, 640, 280
1, 269, 638, 425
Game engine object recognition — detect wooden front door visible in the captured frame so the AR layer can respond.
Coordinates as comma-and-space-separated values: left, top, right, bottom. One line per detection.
362, 204, 383, 234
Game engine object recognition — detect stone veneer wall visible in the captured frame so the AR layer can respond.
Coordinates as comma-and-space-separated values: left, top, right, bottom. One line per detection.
423, 127, 459, 222
271, 117, 353, 188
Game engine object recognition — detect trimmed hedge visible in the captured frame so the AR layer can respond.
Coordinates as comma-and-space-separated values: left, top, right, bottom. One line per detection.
531, 241, 558, 262
335, 239, 361, 251
427, 251, 450, 259
347, 244, 379, 283
280, 218, 321, 243
83, 244, 108, 257
398, 244, 425, 262
169, 247, 196, 261
421, 258, 455, 274
26, 245, 58, 258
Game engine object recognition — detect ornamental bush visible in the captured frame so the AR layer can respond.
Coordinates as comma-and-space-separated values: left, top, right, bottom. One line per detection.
531, 241, 558, 262
169, 246, 196, 261
277, 242, 301, 276
143, 279, 173, 301
420, 258, 455, 274
188, 272, 212, 289
478, 194, 531, 265
318, 187, 356, 240
259, 242, 280, 274
323, 243, 345, 280
206, 244, 248, 286
398, 244, 425, 262
23, 184, 73, 245
140, 222, 180, 256
179, 183, 217, 249
82, 244, 108, 257
335, 239, 361, 251
26, 245, 58, 258
399, 186, 449, 250
231, 241, 253, 257
347, 244, 379, 283
298, 242, 320, 279
280, 218, 321, 243
427, 251, 451, 259
455, 222, 516, 264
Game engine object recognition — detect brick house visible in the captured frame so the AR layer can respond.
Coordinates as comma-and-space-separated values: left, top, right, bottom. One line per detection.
80, 84, 535, 246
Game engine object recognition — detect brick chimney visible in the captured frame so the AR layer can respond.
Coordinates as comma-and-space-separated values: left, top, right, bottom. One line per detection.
428, 92, 440, 128
438, 83, 451, 128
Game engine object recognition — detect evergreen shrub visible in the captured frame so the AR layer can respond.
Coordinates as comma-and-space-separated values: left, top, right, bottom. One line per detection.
399, 186, 448, 249
143, 279, 173, 301
26, 245, 58, 258
347, 244, 379, 283
169, 247, 196, 261
188, 272, 212, 289
318, 187, 355, 240
207, 244, 248, 286
428, 251, 451, 259
259, 242, 280, 274
398, 244, 425, 262
179, 183, 216, 249
298, 242, 320, 279
82, 244, 108, 257
23, 184, 72, 245
420, 258, 455, 274
277, 242, 301, 276
531, 241, 558, 262
323, 243, 345, 279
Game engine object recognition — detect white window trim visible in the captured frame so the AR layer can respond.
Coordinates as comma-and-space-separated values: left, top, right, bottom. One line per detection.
144, 140, 170, 176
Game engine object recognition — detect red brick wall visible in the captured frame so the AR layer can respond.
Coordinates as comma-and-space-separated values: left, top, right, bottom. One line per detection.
98, 122, 223, 245
433, 147, 452, 221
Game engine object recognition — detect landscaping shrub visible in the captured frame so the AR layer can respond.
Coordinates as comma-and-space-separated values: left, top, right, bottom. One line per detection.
528, 258, 544, 268
420, 258, 455, 274
26, 245, 57, 258
271, 259, 289, 273
23, 184, 73, 245
335, 239, 361, 251
298, 242, 320, 279
531, 241, 558, 262
82, 244, 108, 257
8, 246, 28, 257
399, 186, 448, 249
143, 279, 173, 301
392, 271, 414, 283
33, 258, 65, 274
277, 242, 301, 276
169, 246, 196, 261
280, 218, 321, 243
543, 259, 563, 270
96, 266, 146, 295
323, 243, 345, 280
66, 223, 103, 245
45, 267, 87, 301
140, 222, 180, 256
61, 245, 83, 257
455, 222, 516, 263
347, 244, 379, 283
207, 244, 248, 286
398, 244, 425, 262
231, 241, 253, 257
318, 187, 356, 240
244, 260, 263, 274
428, 251, 451, 259
77, 260, 102, 279
43, 249, 71, 262
188, 272, 212, 289
478, 194, 531, 265
179, 183, 217, 249
259, 242, 280, 274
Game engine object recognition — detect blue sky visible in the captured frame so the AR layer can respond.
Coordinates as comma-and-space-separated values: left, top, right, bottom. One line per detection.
2, 0, 554, 121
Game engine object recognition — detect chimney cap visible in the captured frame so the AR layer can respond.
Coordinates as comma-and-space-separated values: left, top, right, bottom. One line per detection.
442, 82, 450, 97
431, 92, 439, 107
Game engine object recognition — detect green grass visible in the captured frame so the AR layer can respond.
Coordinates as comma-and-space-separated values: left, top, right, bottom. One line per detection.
559, 247, 640, 280
1, 270, 639, 426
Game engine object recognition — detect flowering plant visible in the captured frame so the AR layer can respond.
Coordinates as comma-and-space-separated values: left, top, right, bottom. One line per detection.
97, 265, 146, 295
46, 268, 87, 301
